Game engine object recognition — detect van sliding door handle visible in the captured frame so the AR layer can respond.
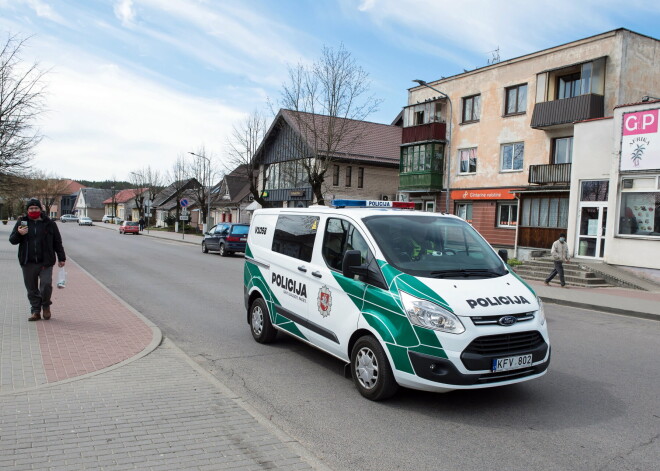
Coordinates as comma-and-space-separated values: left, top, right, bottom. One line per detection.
312, 271, 322, 278
297, 266, 307, 273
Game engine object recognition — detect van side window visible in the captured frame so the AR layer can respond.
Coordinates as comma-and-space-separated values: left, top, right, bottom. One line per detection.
322, 218, 371, 271
272, 215, 319, 262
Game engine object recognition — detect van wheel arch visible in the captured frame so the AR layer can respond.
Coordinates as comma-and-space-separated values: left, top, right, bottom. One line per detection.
247, 290, 264, 324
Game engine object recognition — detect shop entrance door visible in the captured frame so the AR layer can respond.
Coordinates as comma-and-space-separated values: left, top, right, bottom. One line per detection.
576, 204, 607, 258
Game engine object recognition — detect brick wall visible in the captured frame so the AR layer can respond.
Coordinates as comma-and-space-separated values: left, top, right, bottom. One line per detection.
322, 163, 399, 201
469, 201, 516, 246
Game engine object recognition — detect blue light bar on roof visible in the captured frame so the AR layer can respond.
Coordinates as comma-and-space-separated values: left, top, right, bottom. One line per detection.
330, 199, 415, 209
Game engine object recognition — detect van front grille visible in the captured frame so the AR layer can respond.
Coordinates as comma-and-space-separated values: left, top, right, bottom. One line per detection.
464, 331, 545, 357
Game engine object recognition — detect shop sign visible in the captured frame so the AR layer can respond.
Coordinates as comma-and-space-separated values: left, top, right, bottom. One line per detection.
290, 190, 305, 197
450, 189, 516, 200
621, 109, 660, 171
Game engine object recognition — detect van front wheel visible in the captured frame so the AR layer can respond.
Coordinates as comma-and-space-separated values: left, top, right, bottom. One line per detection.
351, 336, 398, 401
250, 298, 277, 343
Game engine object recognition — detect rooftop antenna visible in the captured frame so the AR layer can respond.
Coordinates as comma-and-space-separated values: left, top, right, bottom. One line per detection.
488, 47, 500, 65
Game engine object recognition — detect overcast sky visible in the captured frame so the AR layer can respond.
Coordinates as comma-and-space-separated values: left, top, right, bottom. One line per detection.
1, 0, 658, 182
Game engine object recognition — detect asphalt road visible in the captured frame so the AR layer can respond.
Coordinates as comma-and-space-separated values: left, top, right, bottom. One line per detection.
61, 223, 660, 471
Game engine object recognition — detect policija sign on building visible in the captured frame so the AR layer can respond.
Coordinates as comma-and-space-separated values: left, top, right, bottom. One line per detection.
621, 109, 659, 171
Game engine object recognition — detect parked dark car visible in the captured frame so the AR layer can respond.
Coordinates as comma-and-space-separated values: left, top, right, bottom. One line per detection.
202, 223, 249, 256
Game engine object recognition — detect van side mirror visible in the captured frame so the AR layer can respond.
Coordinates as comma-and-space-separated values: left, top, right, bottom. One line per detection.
497, 249, 509, 264
342, 250, 368, 278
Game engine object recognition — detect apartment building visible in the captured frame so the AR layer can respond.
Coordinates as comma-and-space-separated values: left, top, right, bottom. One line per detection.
403, 28, 659, 256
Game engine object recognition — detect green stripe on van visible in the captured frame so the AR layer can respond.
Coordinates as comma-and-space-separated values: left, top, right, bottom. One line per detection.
386, 344, 414, 374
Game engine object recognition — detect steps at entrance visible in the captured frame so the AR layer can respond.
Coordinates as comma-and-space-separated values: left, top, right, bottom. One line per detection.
513, 258, 612, 288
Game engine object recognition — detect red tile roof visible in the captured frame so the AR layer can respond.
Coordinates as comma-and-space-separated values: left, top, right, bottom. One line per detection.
102, 188, 148, 204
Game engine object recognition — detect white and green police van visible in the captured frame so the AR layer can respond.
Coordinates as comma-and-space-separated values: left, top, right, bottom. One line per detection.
244, 200, 550, 400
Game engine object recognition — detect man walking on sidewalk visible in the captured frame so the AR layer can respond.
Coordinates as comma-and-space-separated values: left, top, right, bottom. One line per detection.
545, 233, 570, 288
9, 198, 66, 321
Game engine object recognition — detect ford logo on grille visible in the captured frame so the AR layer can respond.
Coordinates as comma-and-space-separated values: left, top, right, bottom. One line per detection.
498, 315, 517, 326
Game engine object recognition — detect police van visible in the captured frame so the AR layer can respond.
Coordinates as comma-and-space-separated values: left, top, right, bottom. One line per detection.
244, 200, 550, 400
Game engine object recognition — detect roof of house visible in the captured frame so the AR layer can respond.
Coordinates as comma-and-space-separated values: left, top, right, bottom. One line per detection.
63, 180, 86, 195
279, 109, 402, 165
102, 188, 147, 204
77, 188, 114, 209
156, 189, 199, 211
152, 178, 201, 207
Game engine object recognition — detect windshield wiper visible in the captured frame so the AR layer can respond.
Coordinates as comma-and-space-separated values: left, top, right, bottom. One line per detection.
429, 269, 505, 279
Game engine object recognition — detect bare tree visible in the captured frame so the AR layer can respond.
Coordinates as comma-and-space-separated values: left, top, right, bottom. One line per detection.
278, 44, 381, 205
29, 170, 71, 216
128, 170, 148, 219
226, 110, 271, 207
0, 34, 47, 178
143, 165, 162, 226
186, 146, 220, 228
166, 155, 189, 227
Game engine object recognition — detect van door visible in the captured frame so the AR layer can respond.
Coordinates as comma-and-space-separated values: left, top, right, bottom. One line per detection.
304, 216, 380, 360
267, 213, 321, 340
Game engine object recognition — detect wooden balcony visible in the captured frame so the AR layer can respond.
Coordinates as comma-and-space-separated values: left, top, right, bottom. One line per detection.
399, 172, 444, 191
528, 163, 572, 184
402, 122, 446, 144
531, 94, 604, 128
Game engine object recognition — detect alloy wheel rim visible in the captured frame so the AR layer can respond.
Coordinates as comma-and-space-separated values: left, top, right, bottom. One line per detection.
355, 347, 379, 390
252, 306, 264, 335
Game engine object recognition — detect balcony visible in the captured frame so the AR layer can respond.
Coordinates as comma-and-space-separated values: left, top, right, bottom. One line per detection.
528, 163, 572, 184
399, 172, 444, 191
402, 122, 446, 144
530, 94, 604, 129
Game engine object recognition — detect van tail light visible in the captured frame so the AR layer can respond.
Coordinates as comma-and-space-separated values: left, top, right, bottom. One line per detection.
226, 236, 241, 242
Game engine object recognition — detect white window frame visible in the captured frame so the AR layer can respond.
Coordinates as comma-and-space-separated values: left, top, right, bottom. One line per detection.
497, 202, 518, 228
500, 142, 525, 172
458, 147, 477, 175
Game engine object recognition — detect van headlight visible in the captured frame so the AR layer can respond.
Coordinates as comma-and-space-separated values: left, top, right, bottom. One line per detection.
536, 297, 546, 325
400, 291, 465, 334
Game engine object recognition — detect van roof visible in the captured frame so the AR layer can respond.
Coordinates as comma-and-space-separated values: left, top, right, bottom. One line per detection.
253, 206, 463, 220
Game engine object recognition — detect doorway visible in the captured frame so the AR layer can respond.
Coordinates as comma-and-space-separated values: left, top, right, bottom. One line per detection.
576, 204, 607, 258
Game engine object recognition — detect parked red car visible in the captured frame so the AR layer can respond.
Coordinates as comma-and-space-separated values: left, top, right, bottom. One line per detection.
119, 221, 140, 235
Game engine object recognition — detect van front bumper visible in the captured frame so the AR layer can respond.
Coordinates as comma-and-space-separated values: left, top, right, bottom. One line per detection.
408, 347, 550, 386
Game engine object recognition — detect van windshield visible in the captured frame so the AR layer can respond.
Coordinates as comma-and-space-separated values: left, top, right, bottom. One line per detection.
362, 215, 508, 279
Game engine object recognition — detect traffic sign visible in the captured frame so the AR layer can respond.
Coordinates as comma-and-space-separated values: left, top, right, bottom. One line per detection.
179, 215, 189, 221
180, 198, 189, 207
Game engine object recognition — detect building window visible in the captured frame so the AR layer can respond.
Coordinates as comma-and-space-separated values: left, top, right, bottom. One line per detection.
580, 180, 609, 201
403, 100, 445, 126
618, 176, 660, 236
414, 110, 424, 125
333, 165, 339, 186
505, 84, 527, 115
455, 202, 473, 224
557, 72, 581, 99
345, 166, 352, 187
458, 148, 477, 174
553, 137, 573, 164
461, 94, 480, 123
521, 197, 569, 228
401, 143, 444, 173
497, 202, 518, 228
501, 142, 524, 171
357, 167, 364, 188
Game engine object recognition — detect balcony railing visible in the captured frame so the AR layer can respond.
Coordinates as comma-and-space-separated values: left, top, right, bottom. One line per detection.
528, 163, 572, 184
530, 94, 604, 128
402, 122, 446, 144
399, 172, 444, 191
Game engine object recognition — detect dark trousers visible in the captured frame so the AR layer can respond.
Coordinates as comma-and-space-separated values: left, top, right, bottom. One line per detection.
545, 260, 565, 286
21, 264, 53, 314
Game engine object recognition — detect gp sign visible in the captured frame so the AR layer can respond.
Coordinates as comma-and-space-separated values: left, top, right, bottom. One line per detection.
621, 109, 660, 171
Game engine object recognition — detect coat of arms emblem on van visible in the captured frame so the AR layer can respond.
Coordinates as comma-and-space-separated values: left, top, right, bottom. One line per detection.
317, 285, 332, 317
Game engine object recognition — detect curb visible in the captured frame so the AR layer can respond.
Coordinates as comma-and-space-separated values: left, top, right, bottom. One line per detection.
540, 296, 660, 322
0, 257, 164, 397
93, 222, 202, 246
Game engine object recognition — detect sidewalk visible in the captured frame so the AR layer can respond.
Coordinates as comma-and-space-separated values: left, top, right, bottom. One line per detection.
0, 225, 329, 471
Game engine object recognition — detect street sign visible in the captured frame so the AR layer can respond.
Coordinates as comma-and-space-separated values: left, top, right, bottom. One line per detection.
180, 198, 189, 207
181, 208, 189, 215
179, 215, 189, 221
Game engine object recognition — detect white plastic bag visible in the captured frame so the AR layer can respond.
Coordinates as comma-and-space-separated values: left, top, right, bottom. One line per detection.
57, 268, 67, 289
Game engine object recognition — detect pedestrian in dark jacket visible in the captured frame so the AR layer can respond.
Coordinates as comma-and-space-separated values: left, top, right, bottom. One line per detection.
139, 217, 145, 231
9, 198, 66, 321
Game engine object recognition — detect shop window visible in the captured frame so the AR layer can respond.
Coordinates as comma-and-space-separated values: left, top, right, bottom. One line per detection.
618, 176, 660, 236
345, 166, 352, 187
501, 142, 524, 171
505, 84, 527, 115
332, 165, 339, 186
497, 202, 518, 228
357, 167, 364, 188
456, 202, 473, 224
580, 180, 609, 201
458, 148, 477, 174
461, 94, 481, 123
553, 137, 573, 164
521, 197, 569, 228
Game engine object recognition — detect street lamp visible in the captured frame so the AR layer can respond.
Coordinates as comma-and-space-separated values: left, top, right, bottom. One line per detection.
188, 152, 212, 233
413, 79, 452, 214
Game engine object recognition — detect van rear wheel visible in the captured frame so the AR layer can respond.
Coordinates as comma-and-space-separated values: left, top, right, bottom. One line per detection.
351, 336, 398, 401
250, 298, 277, 343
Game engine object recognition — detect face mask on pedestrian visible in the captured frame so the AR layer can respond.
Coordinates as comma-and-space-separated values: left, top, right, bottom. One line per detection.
559, 237, 565, 242
27, 208, 41, 220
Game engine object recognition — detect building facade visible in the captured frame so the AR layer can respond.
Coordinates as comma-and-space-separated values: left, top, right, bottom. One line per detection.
404, 28, 659, 256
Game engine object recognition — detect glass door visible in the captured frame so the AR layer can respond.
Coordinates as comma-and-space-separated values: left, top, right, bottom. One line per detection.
576, 205, 607, 258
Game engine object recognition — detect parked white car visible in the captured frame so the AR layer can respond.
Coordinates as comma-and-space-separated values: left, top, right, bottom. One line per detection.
78, 217, 93, 226
60, 214, 79, 223
102, 215, 122, 223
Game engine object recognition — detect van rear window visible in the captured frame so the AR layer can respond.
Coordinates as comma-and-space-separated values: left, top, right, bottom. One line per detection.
272, 215, 319, 262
